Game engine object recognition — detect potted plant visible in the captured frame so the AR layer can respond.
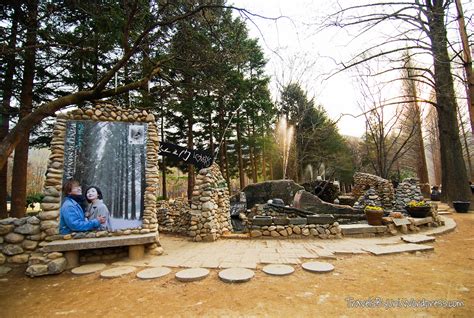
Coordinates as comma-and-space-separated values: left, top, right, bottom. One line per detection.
453, 201, 470, 213
405, 200, 431, 218
364, 205, 384, 225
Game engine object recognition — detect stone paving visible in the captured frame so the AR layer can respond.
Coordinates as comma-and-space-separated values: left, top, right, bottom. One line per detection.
111, 216, 456, 270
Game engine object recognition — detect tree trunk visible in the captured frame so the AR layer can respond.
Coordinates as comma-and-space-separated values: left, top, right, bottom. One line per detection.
269, 156, 274, 180
140, 146, 145, 218
124, 140, 129, 219
455, 0, 474, 134
0, 7, 19, 218
223, 138, 231, 191
160, 112, 167, 200
236, 111, 245, 189
457, 107, 473, 179
427, 1, 471, 202
218, 99, 225, 174
186, 103, 194, 202
11, 0, 37, 218
251, 121, 258, 182
247, 116, 257, 183
261, 132, 267, 181
130, 146, 136, 219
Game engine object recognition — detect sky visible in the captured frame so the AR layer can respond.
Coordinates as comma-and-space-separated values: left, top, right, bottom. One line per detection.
230, 0, 371, 137
230, 0, 473, 138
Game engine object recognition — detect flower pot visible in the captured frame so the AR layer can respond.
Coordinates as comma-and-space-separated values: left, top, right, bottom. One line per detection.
365, 209, 384, 226
453, 201, 470, 213
405, 206, 431, 218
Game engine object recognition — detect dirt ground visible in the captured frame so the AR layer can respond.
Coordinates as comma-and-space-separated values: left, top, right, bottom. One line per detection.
1, 213, 473, 318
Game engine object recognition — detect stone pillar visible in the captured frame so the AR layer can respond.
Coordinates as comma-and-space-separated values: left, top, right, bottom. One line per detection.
188, 164, 232, 242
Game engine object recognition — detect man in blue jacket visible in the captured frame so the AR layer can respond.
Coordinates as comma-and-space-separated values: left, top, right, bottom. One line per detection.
59, 180, 106, 235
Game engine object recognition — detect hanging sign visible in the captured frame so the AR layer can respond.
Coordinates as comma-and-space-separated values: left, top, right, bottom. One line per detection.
158, 141, 213, 170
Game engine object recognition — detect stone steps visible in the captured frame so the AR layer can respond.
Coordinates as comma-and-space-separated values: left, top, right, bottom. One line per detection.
339, 224, 386, 235
363, 243, 434, 255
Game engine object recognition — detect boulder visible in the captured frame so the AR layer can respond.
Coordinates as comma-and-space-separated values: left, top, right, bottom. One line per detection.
47, 258, 67, 274
242, 180, 304, 209
3, 244, 24, 256
26, 264, 49, 277
14, 223, 40, 235
5, 232, 24, 244
0, 224, 14, 235
293, 190, 361, 215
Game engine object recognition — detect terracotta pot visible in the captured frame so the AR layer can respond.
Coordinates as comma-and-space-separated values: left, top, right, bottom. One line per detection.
365, 209, 384, 226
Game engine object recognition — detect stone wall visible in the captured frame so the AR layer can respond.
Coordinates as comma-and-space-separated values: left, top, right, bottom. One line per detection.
37, 101, 160, 243
0, 216, 67, 277
188, 164, 232, 241
157, 199, 191, 234
393, 178, 425, 211
352, 172, 394, 210
249, 222, 342, 239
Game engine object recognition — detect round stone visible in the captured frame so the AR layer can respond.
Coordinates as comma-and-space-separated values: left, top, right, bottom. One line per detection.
218, 268, 255, 283
100, 266, 136, 278
136, 267, 171, 280
71, 263, 107, 275
262, 264, 295, 276
302, 261, 334, 273
175, 268, 209, 282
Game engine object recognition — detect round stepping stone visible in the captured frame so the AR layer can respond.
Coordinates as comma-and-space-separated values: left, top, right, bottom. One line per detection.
302, 261, 334, 273
218, 268, 255, 283
100, 266, 136, 278
175, 268, 209, 282
136, 267, 171, 280
71, 263, 106, 275
262, 264, 295, 276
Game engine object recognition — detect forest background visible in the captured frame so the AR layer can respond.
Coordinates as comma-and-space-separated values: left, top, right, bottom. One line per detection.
0, 0, 472, 218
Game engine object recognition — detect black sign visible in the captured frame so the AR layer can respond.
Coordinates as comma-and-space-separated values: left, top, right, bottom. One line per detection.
158, 141, 213, 170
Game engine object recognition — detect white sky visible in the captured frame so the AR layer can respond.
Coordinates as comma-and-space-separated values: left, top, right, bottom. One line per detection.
231, 0, 473, 137
230, 0, 370, 137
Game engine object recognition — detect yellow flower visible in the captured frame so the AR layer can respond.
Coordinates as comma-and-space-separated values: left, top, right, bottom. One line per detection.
365, 205, 383, 211
407, 200, 429, 207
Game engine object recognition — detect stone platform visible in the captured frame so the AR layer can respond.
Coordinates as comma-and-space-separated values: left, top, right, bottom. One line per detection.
111, 216, 456, 269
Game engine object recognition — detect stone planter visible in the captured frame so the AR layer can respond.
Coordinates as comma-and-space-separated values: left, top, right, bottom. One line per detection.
453, 201, 470, 213
405, 206, 431, 218
307, 214, 335, 225
365, 209, 384, 226
273, 217, 289, 225
252, 216, 272, 226
289, 217, 307, 225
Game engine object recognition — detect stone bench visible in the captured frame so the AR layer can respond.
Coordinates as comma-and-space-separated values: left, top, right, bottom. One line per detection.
43, 233, 157, 269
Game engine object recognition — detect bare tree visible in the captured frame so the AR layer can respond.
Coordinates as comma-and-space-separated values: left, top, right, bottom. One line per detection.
400, 51, 429, 187
455, 0, 474, 133
327, 0, 471, 202
357, 62, 417, 179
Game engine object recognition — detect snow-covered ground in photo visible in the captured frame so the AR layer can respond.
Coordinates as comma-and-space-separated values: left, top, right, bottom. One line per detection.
110, 218, 142, 231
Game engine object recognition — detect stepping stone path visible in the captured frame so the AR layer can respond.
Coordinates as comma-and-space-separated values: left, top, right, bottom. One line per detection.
175, 268, 209, 282
71, 263, 106, 275
219, 268, 255, 283
262, 264, 294, 276
136, 267, 171, 280
100, 266, 136, 278
401, 234, 436, 244
302, 261, 335, 273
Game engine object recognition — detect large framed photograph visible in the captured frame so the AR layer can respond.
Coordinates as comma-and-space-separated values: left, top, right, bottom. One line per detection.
63, 121, 148, 230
